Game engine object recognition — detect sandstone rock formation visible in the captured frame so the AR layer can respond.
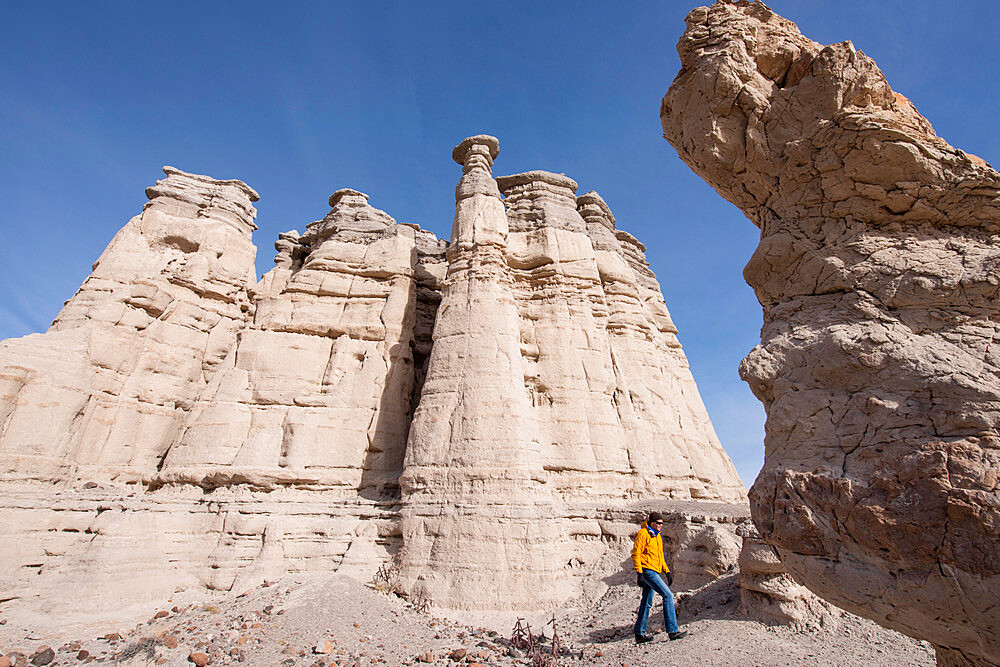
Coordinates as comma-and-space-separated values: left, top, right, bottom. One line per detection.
662, 2, 1000, 663
398, 137, 576, 611
736, 523, 840, 630
397, 136, 744, 610
663, 516, 741, 591
0, 168, 415, 625
158, 186, 444, 495
0, 139, 743, 627
0, 167, 259, 484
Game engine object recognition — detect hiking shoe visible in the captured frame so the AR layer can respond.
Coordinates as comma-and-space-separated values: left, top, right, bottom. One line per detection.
635, 633, 654, 644
668, 629, 689, 641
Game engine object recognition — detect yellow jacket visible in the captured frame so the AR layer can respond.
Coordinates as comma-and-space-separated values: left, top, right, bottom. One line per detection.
631, 522, 668, 573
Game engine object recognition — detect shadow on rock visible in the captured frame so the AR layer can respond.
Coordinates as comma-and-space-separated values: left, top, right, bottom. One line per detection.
675, 571, 740, 623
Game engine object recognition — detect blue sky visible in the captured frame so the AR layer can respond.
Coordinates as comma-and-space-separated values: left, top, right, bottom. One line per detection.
1, 1, 997, 488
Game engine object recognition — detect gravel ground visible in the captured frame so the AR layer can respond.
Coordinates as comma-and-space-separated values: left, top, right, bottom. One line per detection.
0, 572, 936, 666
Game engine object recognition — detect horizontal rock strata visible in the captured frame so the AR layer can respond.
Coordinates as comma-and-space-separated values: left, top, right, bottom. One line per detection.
661, 2, 1000, 664
1, 139, 744, 622
0, 484, 395, 629
736, 523, 840, 630
398, 136, 576, 611
158, 187, 442, 496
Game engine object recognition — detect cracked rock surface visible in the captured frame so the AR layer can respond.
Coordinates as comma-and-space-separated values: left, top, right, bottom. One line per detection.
662, 2, 999, 664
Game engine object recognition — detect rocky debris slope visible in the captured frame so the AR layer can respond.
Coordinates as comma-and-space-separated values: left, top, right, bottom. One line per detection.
661, 2, 1000, 664
1, 138, 743, 622
0, 570, 935, 667
0, 499, 904, 663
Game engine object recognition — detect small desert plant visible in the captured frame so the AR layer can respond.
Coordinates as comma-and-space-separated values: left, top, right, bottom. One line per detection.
511, 615, 573, 666
371, 561, 401, 594
547, 615, 563, 658
703, 561, 737, 580
117, 637, 158, 662
511, 617, 535, 652
532, 651, 556, 667
371, 547, 406, 595
202, 604, 221, 614
411, 589, 433, 614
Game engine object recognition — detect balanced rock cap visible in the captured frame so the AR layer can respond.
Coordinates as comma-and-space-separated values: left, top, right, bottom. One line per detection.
161, 165, 260, 201
328, 188, 370, 208
452, 135, 500, 164
495, 170, 578, 193
577, 190, 617, 229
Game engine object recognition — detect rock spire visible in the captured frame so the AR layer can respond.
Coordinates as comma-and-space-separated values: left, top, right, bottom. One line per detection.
398, 136, 573, 611
397, 137, 744, 609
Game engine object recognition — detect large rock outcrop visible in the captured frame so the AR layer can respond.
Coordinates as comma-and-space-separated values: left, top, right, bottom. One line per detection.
397, 136, 744, 610
158, 187, 444, 495
0, 169, 418, 626
0, 139, 744, 628
398, 137, 576, 611
662, 2, 999, 664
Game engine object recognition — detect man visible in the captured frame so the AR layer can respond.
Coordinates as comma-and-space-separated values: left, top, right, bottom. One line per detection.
631, 511, 687, 644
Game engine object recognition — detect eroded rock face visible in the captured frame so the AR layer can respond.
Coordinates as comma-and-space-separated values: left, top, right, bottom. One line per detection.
397, 136, 745, 610
662, 2, 1000, 663
0, 166, 260, 484
663, 517, 741, 591
0, 139, 744, 624
0, 169, 412, 625
158, 187, 440, 495
398, 137, 577, 611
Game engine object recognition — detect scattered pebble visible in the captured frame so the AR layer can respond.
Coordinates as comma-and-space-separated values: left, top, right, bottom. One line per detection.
29, 647, 54, 666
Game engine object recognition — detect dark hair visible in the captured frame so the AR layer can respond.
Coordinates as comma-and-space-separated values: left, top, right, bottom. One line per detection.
647, 511, 663, 524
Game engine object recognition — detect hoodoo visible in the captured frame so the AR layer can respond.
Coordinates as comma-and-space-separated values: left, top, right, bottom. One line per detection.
398, 135, 574, 610
662, 2, 1000, 664
401, 135, 745, 610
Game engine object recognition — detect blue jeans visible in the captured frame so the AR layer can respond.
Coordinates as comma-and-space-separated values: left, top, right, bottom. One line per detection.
633, 569, 679, 636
